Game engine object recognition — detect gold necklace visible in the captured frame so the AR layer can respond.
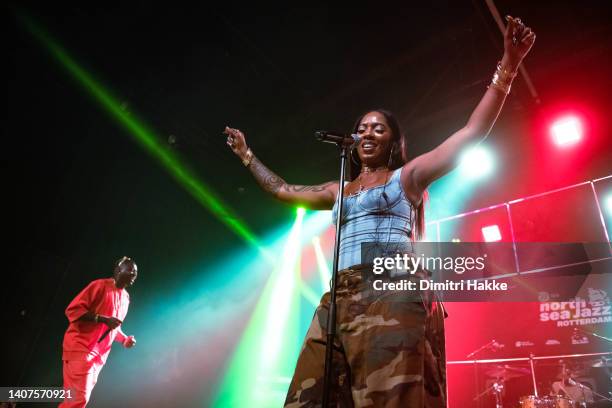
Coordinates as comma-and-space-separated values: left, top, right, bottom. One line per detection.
357, 167, 389, 193
362, 165, 387, 173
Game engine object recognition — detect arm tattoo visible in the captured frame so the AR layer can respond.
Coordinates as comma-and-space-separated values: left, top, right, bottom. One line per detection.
248, 157, 334, 197
249, 157, 287, 194
285, 182, 335, 192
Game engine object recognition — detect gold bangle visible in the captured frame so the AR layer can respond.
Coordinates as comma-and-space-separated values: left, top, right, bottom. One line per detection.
242, 148, 253, 167
488, 61, 517, 95
489, 81, 511, 95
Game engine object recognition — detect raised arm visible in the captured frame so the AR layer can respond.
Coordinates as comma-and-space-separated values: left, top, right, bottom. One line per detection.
223, 126, 338, 210
404, 16, 535, 198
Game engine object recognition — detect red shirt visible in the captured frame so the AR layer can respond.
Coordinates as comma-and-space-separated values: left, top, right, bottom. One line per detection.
62, 278, 130, 363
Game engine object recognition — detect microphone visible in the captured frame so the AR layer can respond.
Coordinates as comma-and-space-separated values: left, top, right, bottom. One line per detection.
315, 131, 360, 147
98, 328, 111, 343
491, 340, 505, 350
466, 339, 501, 358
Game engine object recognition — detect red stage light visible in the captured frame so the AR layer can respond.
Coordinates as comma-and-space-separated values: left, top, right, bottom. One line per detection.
550, 116, 582, 147
481, 225, 502, 242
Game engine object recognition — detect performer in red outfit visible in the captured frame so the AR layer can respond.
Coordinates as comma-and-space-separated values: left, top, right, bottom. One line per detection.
59, 256, 138, 408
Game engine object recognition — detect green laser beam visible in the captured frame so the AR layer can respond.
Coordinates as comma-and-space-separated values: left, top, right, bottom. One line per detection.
312, 236, 332, 292
19, 14, 261, 249
212, 212, 304, 407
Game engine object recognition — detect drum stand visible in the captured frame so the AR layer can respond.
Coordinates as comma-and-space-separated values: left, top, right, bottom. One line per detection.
492, 381, 504, 408
472, 378, 505, 408
528, 353, 539, 397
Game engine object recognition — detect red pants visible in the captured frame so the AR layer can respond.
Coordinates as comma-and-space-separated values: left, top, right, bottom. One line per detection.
59, 359, 104, 408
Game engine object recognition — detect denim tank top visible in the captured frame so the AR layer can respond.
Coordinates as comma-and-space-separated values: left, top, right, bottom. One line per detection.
331, 168, 415, 270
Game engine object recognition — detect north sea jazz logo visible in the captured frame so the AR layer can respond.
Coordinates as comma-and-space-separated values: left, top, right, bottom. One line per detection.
539, 288, 612, 327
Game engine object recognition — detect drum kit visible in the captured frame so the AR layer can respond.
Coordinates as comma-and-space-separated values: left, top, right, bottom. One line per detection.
518, 395, 574, 408
469, 349, 612, 408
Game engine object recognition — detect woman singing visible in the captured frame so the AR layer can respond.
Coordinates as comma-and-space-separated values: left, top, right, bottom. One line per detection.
223, 15, 534, 408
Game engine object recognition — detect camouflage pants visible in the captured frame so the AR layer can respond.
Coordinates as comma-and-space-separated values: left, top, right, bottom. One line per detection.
284, 266, 447, 408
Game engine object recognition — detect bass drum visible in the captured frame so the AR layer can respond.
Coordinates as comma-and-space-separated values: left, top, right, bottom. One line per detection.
519, 395, 575, 407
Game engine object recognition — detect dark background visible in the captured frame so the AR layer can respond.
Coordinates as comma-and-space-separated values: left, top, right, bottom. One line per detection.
3, 1, 611, 406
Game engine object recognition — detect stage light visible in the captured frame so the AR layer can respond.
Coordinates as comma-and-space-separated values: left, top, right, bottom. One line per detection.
605, 194, 612, 215
459, 146, 494, 179
213, 210, 305, 407
481, 225, 502, 242
551, 116, 582, 147
312, 236, 331, 291
212, 210, 336, 407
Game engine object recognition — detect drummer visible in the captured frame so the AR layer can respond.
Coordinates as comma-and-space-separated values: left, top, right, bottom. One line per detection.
551, 364, 594, 405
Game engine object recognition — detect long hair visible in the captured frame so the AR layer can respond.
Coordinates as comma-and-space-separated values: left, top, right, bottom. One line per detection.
348, 109, 426, 241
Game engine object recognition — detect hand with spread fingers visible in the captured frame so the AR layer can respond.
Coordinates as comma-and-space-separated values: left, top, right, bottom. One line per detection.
503, 15, 536, 70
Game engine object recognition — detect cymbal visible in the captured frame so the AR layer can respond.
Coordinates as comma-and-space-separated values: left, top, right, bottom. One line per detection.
485, 364, 531, 380
590, 358, 612, 368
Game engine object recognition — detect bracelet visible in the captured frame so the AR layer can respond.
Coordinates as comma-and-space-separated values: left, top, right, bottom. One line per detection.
242, 148, 254, 167
488, 61, 517, 95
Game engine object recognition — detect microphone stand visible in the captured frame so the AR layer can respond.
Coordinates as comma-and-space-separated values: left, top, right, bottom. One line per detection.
322, 142, 350, 407
466, 340, 497, 359
466, 340, 498, 408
